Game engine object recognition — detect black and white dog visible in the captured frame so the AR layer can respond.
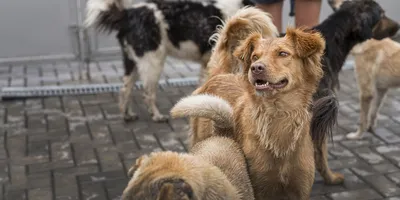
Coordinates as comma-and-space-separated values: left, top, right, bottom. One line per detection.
85, 0, 265, 122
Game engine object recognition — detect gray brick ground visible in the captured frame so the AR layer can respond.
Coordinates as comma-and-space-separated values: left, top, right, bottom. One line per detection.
1, 59, 400, 200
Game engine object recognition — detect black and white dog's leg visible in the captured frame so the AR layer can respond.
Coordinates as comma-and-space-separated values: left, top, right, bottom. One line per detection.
119, 50, 139, 122
138, 47, 168, 122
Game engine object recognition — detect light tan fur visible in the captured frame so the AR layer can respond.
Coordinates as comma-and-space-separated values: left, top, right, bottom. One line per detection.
206, 7, 278, 80
172, 28, 327, 199
122, 136, 254, 200
347, 38, 400, 139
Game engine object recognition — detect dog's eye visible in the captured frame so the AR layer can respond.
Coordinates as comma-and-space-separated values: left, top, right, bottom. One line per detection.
278, 51, 289, 57
252, 55, 258, 61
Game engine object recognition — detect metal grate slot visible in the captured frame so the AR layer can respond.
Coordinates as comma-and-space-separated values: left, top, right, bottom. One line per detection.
1, 77, 199, 100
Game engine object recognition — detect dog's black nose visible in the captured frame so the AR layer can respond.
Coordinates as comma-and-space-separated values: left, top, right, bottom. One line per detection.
251, 63, 265, 74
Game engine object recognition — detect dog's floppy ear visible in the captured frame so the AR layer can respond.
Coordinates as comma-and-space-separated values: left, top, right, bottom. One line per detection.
127, 155, 149, 178
285, 27, 325, 58
156, 179, 194, 200
233, 33, 262, 73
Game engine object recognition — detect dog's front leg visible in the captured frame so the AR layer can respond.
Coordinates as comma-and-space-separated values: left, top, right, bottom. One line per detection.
120, 73, 139, 122
119, 49, 139, 122
314, 139, 344, 185
366, 87, 388, 132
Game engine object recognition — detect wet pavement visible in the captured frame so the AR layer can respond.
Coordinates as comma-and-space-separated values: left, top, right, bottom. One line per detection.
1, 59, 400, 200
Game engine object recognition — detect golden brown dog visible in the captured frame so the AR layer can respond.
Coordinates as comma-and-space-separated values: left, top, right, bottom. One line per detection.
121, 136, 254, 200
205, 6, 279, 81
171, 28, 327, 199
346, 38, 400, 139
178, 7, 344, 187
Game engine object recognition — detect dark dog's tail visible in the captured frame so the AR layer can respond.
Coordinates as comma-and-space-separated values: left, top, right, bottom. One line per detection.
311, 89, 338, 145
85, 0, 131, 32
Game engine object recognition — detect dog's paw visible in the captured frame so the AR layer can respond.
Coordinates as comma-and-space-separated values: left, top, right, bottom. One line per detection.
152, 114, 169, 122
326, 172, 345, 185
346, 132, 363, 140
366, 127, 375, 134
123, 113, 139, 122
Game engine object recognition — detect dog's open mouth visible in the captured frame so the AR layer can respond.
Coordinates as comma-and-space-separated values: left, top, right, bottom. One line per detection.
254, 79, 288, 91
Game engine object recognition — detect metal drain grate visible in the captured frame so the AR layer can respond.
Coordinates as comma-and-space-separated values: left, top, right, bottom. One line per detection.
1, 77, 199, 100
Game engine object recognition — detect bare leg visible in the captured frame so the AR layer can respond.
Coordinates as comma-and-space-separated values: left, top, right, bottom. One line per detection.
256, 1, 284, 32
315, 139, 344, 184
295, 0, 322, 28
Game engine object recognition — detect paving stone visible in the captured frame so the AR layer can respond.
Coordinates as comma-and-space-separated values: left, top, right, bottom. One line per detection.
5, 189, 27, 200
364, 175, 400, 197
97, 147, 123, 171
388, 172, 400, 185
328, 158, 366, 170
376, 144, 400, 154
27, 187, 52, 200
310, 196, 330, 200
375, 128, 400, 144
353, 147, 386, 164
328, 144, 355, 158
385, 197, 400, 200
78, 170, 126, 184
51, 141, 73, 163
329, 188, 382, 200
26, 172, 51, 189
80, 182, 107, 200
27, 160, 74, 174
351, 164, 379, 176
54, 186, 80, 200
373, 163, 400, 174
73, 143, 98, 166
341, 169, 369, 190
104, 178, 128, 200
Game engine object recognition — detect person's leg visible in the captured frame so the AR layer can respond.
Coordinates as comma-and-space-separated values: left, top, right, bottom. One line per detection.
253, 0, 284, 32
295, 0, 322, 28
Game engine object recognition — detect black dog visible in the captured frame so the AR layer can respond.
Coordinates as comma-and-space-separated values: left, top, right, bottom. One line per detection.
281, 0, 399, 185
315, 0, 399, 95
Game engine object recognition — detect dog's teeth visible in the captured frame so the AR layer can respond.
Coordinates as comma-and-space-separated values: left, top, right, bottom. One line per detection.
266, 82, 269, 86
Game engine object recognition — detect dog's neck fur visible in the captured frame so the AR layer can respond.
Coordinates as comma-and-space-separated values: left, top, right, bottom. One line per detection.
243, 86, 313, 158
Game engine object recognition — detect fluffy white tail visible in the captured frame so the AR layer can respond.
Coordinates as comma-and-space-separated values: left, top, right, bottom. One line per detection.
170, 94, 234, 128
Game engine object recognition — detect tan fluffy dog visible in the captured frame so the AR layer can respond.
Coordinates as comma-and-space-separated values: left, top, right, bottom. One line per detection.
180, 7, 343, 186
121, 136, 254, 200
171, 28, 326, 199
205, 7, 278, 81
346, 38, 400, 139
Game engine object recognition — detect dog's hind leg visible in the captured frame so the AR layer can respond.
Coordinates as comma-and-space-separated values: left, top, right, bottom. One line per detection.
366, 87, 388, 132
347, 62, 375, 139
347, 94, 373, 139
119, 49, 139, 122
315, 140, 344, 185
137, 47, 169, 122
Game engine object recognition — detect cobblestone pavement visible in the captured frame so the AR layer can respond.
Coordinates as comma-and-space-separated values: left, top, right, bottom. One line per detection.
1, 59, 400, 200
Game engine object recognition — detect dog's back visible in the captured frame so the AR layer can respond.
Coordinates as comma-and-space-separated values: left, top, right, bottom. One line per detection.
191, 136, 254, 200
123, 136, 254, 200
353, 38, 400, 88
